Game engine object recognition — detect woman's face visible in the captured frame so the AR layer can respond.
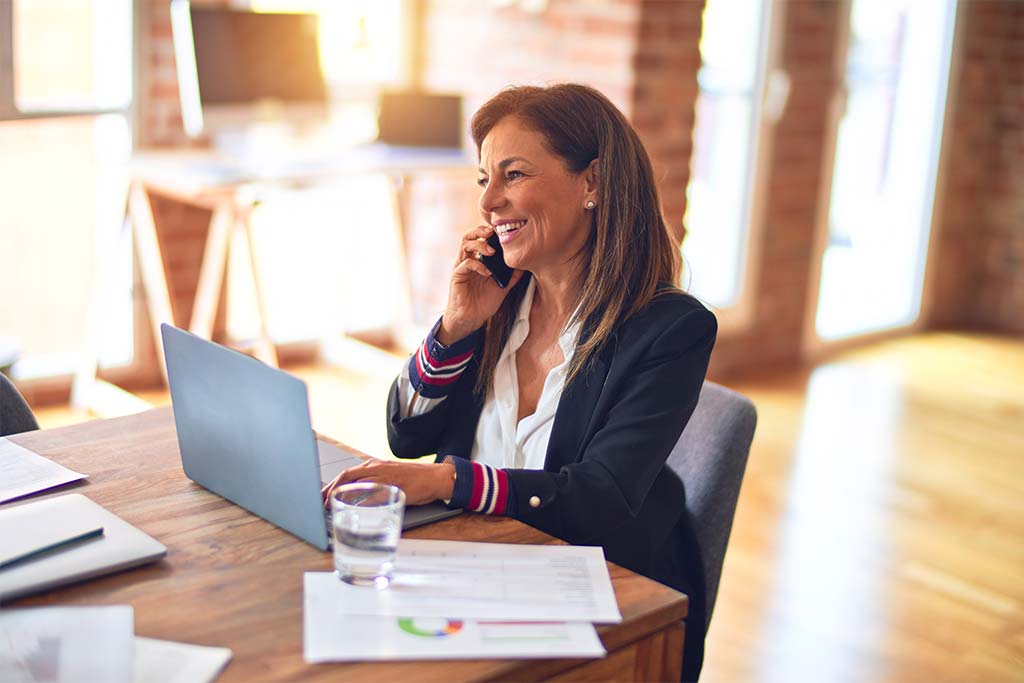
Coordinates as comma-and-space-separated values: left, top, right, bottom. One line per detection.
477, 116, 595, 278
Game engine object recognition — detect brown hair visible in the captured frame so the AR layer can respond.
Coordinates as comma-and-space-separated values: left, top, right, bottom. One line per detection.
470, 83, 681, 396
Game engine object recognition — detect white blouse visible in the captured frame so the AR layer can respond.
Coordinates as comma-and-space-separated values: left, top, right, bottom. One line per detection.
397, 277, 581, 471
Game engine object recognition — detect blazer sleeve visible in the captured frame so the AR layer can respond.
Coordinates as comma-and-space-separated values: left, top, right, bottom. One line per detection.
386, 321, 484, 459
503, 305, 716, 544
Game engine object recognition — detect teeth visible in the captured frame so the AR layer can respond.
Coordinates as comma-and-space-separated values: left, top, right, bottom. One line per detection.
496, 220, 526, 233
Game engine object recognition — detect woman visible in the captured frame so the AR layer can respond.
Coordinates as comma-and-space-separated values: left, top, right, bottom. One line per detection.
326, 84, 715, 680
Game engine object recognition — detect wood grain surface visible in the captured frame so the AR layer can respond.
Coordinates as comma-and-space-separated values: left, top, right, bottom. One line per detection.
27, 331, 1024, 682
7, 408, 687, 682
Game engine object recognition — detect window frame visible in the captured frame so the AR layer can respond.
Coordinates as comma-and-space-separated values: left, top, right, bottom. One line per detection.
0, 0, 152, 398
684, 0, 785, 336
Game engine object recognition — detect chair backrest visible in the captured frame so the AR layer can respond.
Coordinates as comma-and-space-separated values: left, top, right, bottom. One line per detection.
667, 380, 756, 631
0, 372, 39, 437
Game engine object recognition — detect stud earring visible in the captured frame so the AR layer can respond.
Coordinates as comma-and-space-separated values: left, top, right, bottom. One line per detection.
585, 200, 596, 210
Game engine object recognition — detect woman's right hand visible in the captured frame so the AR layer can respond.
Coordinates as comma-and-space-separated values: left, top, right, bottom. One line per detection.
437, 225, 524, 345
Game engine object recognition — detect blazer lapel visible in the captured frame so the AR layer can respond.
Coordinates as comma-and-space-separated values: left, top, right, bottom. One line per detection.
544, 336, 615, 470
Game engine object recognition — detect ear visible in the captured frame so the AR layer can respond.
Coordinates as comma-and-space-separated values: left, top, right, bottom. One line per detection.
583, 159, 600, 205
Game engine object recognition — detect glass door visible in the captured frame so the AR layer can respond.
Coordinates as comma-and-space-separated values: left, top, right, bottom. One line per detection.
813, 0, 957, 341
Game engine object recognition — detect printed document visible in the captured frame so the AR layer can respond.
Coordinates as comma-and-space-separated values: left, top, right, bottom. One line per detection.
0, 607, 232, 683
0, 606, 134, 683
304, 573, 605, 662
324, 539, 622, 623
134, 638, 232, 683
0, 438, 86, 504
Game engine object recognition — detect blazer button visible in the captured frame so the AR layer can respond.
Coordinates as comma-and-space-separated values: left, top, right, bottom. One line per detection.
529, 496, 541, 509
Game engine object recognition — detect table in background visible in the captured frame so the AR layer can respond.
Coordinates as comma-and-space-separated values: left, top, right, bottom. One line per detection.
7, 409, 688, 682
74, 146, 475, 413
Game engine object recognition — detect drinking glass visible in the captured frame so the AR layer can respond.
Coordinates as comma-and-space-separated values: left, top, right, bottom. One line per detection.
330, 482, 404, 588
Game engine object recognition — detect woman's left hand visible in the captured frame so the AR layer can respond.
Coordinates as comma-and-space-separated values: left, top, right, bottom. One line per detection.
321, 458, 456, 507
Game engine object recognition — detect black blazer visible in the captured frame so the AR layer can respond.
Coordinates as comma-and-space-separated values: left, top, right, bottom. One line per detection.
387, 289, 716, 677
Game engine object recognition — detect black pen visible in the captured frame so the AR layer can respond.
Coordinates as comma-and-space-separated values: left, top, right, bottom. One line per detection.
0, 527, 105, 570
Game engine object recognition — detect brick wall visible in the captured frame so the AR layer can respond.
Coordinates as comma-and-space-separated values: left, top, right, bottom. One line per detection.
145, 195, 225, 332
983, 2, 1024, 332
139, 0, 188, 148
631, 0, 704, 246
706, 1, 842, 376
931, 1, 1024, 334
421, 0, 640, 119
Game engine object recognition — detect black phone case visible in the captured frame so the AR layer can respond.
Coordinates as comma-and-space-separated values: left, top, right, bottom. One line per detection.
479, 233, 513, 288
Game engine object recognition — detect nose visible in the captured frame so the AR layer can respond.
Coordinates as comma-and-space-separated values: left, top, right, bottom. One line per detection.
478, 178, 507, 220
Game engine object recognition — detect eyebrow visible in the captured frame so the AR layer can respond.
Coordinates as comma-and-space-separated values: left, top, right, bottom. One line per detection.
478, 156, 529, 174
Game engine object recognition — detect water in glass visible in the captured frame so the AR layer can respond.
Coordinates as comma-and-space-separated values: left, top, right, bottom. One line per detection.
331, 483, 404, 587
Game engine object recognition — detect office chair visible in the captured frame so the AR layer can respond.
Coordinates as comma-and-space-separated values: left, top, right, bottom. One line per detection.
668, 380, 756, 631
0, 372, 39, 436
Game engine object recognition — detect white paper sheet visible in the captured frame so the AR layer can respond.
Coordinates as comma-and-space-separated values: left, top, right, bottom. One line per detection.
134, 638, 232, 683
303, 573, 605, 662
0, 438, 86, 504
0, 606, 134, 683
322, 539, 622, 623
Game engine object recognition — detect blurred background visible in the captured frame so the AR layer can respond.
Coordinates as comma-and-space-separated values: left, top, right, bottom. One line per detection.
0, 1, 1021, 681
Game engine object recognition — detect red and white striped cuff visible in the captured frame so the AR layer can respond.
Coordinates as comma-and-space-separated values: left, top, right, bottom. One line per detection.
468, 462, 510, 515
447, 456, 515, 516
408, 319, 483, 399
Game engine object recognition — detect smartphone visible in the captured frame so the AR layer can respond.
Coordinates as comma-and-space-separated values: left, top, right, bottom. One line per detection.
479, 233, 514, 288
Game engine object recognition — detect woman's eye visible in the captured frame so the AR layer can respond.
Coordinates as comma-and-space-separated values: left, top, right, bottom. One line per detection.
477, 177, 488, 187
506, 170, 524, 181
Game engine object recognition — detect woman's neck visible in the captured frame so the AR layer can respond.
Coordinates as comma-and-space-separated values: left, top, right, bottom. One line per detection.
530, 270, 580, 334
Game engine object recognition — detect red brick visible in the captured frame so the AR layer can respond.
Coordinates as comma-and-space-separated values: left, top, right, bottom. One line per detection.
579, 16, 634, 36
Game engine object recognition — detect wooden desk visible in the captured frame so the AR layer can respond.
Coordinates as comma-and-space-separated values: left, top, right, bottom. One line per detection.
7, 409, 687, 682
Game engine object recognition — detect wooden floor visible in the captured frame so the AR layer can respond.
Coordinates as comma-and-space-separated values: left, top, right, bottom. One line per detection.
30, 331, 1024, 682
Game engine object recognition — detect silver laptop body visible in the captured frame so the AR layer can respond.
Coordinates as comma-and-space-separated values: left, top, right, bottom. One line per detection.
161, 324, 459, 551
0, 493, 167, 603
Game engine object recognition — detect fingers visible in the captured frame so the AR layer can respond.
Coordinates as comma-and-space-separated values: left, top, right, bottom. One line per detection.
320, 470, 344, 506
455, 255, 497, 280
458, 226, 495, 264
459, 239, 494, 265
323, 473, 376, 508
323, 461, 444, 507
461, 225, 493, 241
320, 471, 342, 496
321, 460, 375, 507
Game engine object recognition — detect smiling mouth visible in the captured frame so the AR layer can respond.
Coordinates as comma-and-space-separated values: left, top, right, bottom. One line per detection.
494, 219, 526, 237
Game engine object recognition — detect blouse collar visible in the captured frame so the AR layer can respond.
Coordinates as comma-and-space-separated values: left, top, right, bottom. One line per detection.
503, 277, 583, 363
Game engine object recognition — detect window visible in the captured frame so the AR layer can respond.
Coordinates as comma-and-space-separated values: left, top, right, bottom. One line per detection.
812, 0, 957, 341
0, 0, 135, 380
683, 0, 779, 323
13, 0, 131, 112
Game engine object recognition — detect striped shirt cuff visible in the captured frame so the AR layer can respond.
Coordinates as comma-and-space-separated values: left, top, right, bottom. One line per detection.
446, 456, 517, 516
408, 319, 483, 399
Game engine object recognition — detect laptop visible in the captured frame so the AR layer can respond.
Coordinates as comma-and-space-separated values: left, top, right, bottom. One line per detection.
377, 91, 463, 149
0, 493, 167, 602
160, 324, 460, 551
